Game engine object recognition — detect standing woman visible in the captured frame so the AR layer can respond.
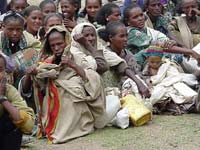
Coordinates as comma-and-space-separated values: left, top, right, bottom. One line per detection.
23, 5, 43, 39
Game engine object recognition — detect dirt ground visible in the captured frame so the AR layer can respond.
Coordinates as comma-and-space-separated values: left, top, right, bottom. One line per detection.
22, 114, 200, 150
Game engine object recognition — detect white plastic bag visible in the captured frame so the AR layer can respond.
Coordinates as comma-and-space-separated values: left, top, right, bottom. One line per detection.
111, 107, 129, 129
95, 95, 121, 128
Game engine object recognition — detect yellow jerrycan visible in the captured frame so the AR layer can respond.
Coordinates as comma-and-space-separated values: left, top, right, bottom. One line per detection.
120, 94, 152, 126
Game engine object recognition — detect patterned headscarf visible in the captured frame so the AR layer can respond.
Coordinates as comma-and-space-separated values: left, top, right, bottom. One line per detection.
146, 45, 164, 58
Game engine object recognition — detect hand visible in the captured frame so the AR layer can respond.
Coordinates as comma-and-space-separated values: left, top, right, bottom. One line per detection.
61, 55, 75, 68
63, 18, 76, 29
138, 83, 151, 98
191, 51, 200, 66
26, 66, 38, 76
163, 40, 177, 49
73, 34, 89, 47
0, 74, 6, 96
189, 8, 200, 17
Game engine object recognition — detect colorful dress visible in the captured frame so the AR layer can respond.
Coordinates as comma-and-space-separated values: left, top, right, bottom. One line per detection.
0, 31, 41, 87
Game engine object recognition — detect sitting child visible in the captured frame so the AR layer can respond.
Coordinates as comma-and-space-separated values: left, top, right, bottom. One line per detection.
143, 45, 199, 115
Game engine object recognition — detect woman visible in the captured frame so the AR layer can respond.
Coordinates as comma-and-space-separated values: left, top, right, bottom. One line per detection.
98, 21, 150, 98
39, 0, 57, 18
123, 4, 200, 67
95, 3, 121, 27
23, 5, 43, 39
0, 12, 41, 87
70, 22, 108, 74
39, 13, 64, 42
27, 25, 105, 143
0, 54, 35, 150
78, 0, 102, 24
60, 0, 80, 32
169, 0, 200, 49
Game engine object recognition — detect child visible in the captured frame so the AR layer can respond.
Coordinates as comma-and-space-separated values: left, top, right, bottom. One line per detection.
144, 45, 199, 114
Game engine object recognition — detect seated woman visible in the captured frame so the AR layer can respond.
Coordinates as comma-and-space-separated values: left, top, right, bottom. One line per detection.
70, 22, 109, 74
24, 25, 105, 144
78, 0, 101, 25
169, 0, 200, 49
23, 5, 43, 39
0, 54, 35, 150
60, 0, 80, 32
123, 4, 200, 67
98, 21, 150, 98
144, 0, 180, 47
0, 12, 41, 87
142, 45, 199, 114
39, 0, 57, 18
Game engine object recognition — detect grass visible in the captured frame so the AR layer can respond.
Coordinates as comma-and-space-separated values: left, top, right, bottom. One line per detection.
22, 114, 200, 150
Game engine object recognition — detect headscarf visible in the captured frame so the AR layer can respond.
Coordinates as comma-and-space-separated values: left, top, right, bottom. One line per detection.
70, 22, 97, 55
42, 25, 71, 58
146, 45, 164, 58
70, 22, 98, 70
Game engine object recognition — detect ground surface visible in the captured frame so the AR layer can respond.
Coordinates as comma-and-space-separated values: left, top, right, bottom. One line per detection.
22, 114, 200, 150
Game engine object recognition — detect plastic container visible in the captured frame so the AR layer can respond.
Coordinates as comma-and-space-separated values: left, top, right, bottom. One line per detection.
120, 94, 152, 126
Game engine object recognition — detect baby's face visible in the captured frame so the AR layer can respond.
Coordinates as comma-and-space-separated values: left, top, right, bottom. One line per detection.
148, 56, 162, 70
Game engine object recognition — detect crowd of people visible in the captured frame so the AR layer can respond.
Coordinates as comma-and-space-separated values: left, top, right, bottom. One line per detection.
0, 0, 200, 148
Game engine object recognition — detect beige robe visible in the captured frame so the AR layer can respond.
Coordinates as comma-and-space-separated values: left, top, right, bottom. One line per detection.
34, 62, 106, 143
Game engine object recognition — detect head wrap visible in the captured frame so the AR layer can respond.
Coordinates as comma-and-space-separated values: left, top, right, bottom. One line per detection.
146, 45, 164, 58
42, 25, 71, 55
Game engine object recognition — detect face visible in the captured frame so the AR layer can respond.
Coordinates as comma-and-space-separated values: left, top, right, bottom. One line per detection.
26, 10, 43, 35
128, 7, 145, 29
110, 26, 127, 53
4, 20, 23, 43
48, 31, 67, 56
182, 0, 197, 17
82, 26, 96, 47
148, 55, 162, 70
60, 0, 77, 19
42, 3, 56, 18
45, 16, 62, 32
147, 0, 162, 17
86, 0, 101, 18
107, 7, 121, 22
10, 0, 27, 13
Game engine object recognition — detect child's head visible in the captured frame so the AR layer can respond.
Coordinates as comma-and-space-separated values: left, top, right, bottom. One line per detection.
39, 0, 57, 18
146, 45, 163, 70
9, 0, 28, 14
95, 3, 121, 26
3, 12, 24, 43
